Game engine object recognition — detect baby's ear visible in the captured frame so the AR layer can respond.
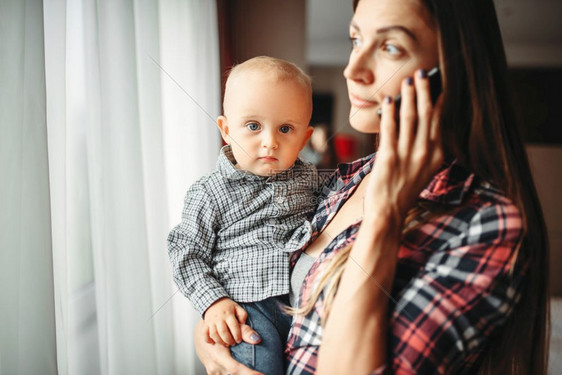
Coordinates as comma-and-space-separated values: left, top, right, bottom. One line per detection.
300, 126, 314, 150
217, 116, 230, 144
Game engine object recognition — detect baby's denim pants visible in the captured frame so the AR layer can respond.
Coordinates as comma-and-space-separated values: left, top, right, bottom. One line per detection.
230, 295, 292, 375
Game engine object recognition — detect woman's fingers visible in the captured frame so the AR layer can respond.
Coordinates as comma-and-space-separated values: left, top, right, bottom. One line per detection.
370, 68, 443, 217
413, 69, 433, 148
400, 69, 441, 172
198, 319, 215, 344
379, 95, 397, 151
194, 320, 263, 375
240, 323, 262, 344
397, 76, 416, 157
368, 67, 444, 222
203, 323, 214, 344
225, 359, 264, 375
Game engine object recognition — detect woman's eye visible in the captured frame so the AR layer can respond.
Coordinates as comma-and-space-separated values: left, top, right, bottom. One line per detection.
279, 125, 292, 134
349, 37, 362, 49
383, 43, 402, 56
246, 122, 260, 131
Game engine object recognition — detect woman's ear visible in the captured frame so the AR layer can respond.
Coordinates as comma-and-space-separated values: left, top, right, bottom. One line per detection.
217, 116, 230, 144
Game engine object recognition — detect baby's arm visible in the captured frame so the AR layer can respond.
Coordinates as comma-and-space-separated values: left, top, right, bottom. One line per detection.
203, 297, 248, 346
168, 181, 230, 314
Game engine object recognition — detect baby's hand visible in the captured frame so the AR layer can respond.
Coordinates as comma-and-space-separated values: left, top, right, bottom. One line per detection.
203, 297, 248, 347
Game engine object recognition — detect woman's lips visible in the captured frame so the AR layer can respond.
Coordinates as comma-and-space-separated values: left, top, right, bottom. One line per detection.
349, 94, 378, 108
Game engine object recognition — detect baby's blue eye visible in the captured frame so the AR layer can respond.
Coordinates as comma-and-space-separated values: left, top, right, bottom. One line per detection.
279, 125, 291, 134
247, 122, 260, 131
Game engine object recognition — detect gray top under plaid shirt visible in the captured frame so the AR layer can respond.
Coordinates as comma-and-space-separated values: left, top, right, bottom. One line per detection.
168, 145, 319, 315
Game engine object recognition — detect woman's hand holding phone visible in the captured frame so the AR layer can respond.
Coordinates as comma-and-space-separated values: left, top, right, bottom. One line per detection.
376, 67, 442, 122
365, 68, 444, 226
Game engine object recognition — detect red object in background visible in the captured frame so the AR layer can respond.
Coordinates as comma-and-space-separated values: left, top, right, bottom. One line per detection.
333, 134, 357, 163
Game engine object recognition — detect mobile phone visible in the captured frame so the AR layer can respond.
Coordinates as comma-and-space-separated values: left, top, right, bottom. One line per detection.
377, 67, 442, 119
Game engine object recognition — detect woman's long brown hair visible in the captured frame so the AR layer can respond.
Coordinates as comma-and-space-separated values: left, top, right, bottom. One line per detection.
298, 0, 550, 373
429, 0, 549, 373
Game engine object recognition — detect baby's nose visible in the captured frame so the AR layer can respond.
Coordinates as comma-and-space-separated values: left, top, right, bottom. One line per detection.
262, 132, 278, 149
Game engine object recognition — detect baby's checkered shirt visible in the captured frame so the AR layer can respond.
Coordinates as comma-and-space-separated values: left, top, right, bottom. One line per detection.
168, 145, 320, 315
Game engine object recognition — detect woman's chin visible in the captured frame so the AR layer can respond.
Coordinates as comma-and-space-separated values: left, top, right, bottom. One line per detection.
348, 112, 381, 134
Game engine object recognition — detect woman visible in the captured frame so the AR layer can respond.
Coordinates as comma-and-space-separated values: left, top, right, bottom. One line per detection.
195, 0, 549, 373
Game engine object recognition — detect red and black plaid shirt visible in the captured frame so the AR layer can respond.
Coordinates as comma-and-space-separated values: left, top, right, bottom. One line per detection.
286, 153, 527, 374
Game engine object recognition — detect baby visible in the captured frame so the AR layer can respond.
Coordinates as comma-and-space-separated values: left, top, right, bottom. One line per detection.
168, 56, 318, 374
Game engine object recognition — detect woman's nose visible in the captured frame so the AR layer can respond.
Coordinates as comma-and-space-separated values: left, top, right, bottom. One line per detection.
343, 50, 374, 85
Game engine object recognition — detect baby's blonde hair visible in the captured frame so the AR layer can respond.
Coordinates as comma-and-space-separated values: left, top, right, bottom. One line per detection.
223, 56, 312, 112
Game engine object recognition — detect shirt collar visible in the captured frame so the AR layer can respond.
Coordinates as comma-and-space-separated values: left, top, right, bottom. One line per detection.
217, 145, 305, 182
336, 153, 475, 206
331, 152, 376, 193
419, 157, 476, 205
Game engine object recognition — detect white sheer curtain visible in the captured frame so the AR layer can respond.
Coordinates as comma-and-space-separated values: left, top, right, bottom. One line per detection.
0, 1, 57, 374
2, 0, 221, 374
